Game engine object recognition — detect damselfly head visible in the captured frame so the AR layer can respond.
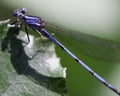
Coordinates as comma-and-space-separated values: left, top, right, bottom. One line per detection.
14, 8, 27, 18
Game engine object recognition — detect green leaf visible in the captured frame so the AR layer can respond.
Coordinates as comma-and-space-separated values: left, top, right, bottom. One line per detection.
1, 19, 120, 96
0, 20, 67, 96
46, 22, 120, 62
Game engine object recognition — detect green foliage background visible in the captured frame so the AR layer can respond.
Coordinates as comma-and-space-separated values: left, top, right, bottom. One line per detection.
0, 1, 120, 96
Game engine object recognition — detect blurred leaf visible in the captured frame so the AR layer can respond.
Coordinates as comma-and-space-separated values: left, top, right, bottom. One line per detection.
0, 20, 67, 96
1, 18, 120, 96
46, 22, 120, 62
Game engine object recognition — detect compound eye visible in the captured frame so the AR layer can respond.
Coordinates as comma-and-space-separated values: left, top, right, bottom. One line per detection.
21, 8, 27, 14
13, 8, 27, 17
13, 12, 18, 17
